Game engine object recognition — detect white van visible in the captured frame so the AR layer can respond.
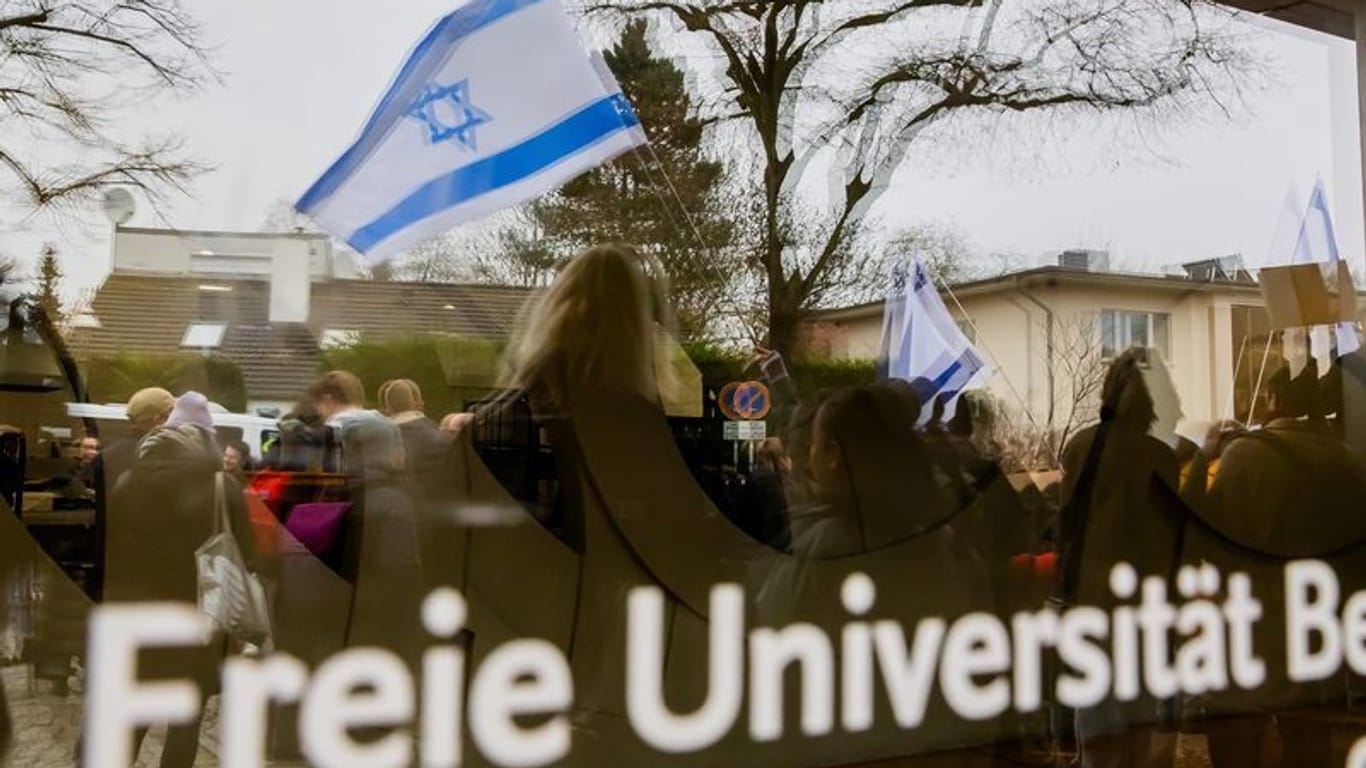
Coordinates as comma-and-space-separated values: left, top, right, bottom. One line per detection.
65, 402, 279, 460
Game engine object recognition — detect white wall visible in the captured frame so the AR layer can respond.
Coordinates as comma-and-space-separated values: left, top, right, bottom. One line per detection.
822, 282, 1259, 429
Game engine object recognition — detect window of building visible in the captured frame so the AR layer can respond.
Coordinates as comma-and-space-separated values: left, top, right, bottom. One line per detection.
181, 322, 227, 349
320, 328, 361, 350
1099, 309, 1169, 360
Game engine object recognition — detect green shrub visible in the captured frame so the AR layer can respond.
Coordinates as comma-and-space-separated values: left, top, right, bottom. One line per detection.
321, 335, 506, 417
83, 353, 248, 412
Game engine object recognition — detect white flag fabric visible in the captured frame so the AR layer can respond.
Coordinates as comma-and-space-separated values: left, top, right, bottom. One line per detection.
1266, 182, 1303, 266
296, 0, 647, 261
1289, 179, 1361, 362
877, 260, 990, 423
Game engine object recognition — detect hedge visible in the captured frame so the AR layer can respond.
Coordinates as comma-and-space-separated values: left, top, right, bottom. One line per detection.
318, 337, 876, 423
321, 335, 506, 418
685, 343, 877, 398
83, 353, 249, 413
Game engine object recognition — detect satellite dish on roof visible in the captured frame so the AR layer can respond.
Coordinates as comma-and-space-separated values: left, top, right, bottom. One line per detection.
102, 188, 135, 226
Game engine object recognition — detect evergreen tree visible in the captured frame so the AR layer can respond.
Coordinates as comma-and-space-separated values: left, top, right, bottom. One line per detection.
36, 245, 64, 330
535, 20, 734, 340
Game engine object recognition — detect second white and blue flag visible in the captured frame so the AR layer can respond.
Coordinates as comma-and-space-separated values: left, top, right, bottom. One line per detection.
877, 259, 991, 423
296, 0, 647, 261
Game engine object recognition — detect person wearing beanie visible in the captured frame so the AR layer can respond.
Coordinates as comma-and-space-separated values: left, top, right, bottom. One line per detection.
164, 390, 214, 432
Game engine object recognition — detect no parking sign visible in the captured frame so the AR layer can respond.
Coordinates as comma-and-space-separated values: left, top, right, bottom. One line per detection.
718, 381, 771, 421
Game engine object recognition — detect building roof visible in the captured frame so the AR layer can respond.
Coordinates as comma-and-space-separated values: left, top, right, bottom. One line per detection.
809, 265, 1268, 322
1217, 0, 1355, 39
71, 273, 533, 402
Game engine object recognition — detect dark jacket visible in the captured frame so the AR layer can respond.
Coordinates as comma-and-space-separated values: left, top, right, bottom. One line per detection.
1060, 424, 1187, 734
1060, 425, 1185, 600
394, 412, 452, 499
105, 425, 255, 605
105, 425, 253, 686
1186, 420, 1366, 715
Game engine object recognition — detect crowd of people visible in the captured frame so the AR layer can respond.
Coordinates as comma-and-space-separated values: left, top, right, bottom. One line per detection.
16, 241, 1366, 767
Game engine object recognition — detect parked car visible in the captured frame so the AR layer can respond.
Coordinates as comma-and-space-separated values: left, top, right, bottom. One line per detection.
65, 402, 278, 460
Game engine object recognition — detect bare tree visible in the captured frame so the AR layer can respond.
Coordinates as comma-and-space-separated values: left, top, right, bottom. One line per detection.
581, 0, 1256, 358
395, 233, 470, 283
1047, 311, 1105, 461
0, 1, 215, 212
888, 223, 977, 285
260, 198, 316, 234
470, 227, 559, 289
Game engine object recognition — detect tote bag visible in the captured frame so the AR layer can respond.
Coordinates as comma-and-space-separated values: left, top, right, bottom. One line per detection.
196, 473, 272, 646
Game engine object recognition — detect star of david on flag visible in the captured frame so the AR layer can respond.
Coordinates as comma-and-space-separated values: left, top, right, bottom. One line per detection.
408, 80, 492, 150
295, 0, 647, 261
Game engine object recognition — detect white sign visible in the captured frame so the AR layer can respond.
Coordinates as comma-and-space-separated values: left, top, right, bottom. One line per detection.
724, 421, 767, 441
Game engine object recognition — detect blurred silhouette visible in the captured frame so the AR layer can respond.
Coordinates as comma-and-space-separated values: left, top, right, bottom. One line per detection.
222, 438, 252, 479
379, 378, 452, 585
1212, 364, 1366, 528
472, 243, 673, 547
735, 437, 793, 551
263, 401, 327, 472
1060, 348, 1186, 768
89, 387, 174, 602
104, 391, 254, 768
307, 371, 421, 661
789, 383, 953, 557
74, 434, 99, 491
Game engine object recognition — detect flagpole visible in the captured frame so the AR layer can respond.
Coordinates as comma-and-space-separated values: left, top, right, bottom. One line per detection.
937, 274, 1043, 433
1246, 331, 1277, 426
630, 141, 715, 258
1221, 333, 1249, 421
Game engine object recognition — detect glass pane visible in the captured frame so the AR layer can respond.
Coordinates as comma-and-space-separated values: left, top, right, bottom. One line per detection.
1129, 310, 1149, 350
1153, 312, 1170, 358
1100, 309, 1116, 358
6, 3, 1365, 766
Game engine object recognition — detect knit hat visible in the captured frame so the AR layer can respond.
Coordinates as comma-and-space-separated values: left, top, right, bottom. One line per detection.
126, 388, 175, 430
165, 391, 214, 431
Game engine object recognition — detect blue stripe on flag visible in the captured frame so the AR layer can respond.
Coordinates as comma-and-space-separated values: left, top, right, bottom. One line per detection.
297, 0, 549, 213
346, 95, 640, 252
927, 349, 984, 397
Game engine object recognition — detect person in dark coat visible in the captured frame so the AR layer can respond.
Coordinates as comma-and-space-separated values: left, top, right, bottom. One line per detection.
379, 378, 453, 584
104, 391, 255, 768
737, 437, 793, 552
1060, 348, 1185, 768
789, 383, 955, 557
89, 387, 175, 602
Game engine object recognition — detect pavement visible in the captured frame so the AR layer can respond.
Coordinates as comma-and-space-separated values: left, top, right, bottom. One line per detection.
1, 665, 231, 768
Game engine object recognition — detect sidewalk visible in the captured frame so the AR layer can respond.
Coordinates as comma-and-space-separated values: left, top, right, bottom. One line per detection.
1, 664, 229, 768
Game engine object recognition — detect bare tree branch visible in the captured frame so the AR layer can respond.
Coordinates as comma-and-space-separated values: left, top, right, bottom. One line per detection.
571, 0, 1256, 356
0, 0, 213, 211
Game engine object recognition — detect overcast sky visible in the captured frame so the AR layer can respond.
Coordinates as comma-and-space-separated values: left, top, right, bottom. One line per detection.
2, 3, 1361, 295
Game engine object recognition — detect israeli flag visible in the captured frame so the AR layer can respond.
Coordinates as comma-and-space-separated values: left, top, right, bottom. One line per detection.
877, 259, 991, 423
296, 0, 647, 261
1290, 178, 1360, 362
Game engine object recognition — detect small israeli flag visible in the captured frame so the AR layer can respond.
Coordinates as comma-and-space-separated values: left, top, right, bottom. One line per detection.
877, 259, 991, 423
1290, 178, 1360, 362
296, 0, 647, 261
